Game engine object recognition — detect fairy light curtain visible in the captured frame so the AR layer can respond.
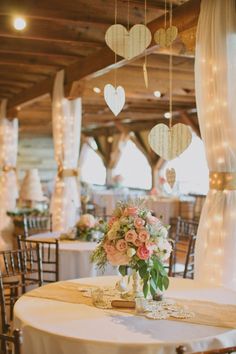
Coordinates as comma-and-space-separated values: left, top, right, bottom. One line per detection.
195, 0, 236, 290
51, 71, 82, 231
0, 100, 18, 248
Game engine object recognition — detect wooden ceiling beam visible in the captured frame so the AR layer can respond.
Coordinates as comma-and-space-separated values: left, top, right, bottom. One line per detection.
0, 37, 90, 58
0, 15, 105, 45
0, 52, 78, 68
7, 0, 200, 111
0, 0, 163, 26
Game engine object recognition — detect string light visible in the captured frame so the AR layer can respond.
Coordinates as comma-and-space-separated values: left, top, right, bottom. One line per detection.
13, 17, 27, 31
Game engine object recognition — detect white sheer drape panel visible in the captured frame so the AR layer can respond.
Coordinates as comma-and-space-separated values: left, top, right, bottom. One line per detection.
51, 71, 82, 231
0, 100, 18, 247
195, 0, 236, 290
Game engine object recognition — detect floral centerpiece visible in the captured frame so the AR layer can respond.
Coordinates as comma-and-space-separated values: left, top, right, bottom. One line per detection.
91, 201, 172, 298
76, 214, 104, 242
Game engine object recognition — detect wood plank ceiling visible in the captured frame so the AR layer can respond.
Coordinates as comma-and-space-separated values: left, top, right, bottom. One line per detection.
0, 0, 199, 140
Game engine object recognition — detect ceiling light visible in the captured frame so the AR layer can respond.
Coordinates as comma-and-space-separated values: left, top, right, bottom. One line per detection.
93, 87, 101, 94
13, 17, 27, 31
153, 90, 161, 98
164, 112, 172, 119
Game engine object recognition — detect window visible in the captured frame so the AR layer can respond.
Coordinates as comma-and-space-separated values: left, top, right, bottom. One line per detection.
80, 142, 106, 185
113, 139, 152, 189
162, 134, 209, 195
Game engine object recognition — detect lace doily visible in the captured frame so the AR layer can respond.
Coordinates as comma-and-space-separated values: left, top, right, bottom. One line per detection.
77, 286, 195, 320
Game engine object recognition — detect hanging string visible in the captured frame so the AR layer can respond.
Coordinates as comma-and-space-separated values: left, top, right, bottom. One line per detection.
143, 0, 148, 88
169, 0, 173, 129
164, 0, 167, 29
127, 0, 130, 30
114, 0, 118, 88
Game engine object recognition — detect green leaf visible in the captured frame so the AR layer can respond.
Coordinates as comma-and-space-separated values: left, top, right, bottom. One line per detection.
150, 283, 156, 297
143, 281, 149, 298
163, 276, 169, 290
150, 277, 157, 292
118, 265, 128, 277
157, 275, 164, 291
139, 265, 148, 279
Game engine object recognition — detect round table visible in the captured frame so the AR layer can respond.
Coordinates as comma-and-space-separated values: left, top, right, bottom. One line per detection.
14, 276, 236, 354
28, 232, 117, 279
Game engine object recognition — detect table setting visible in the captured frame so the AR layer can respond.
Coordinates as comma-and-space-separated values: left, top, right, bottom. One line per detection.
14, 200, 236, 354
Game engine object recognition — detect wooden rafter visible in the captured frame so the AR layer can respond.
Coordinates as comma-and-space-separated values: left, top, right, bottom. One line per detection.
6, 0, 201, 111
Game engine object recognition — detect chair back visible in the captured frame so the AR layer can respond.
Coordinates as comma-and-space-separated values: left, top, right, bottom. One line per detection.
176, 345, 236, 354
23, 214, 52, 238
175, 217, 199, 240
0, 247, 42, 333
17, 235, 59, 283
0, 329, 22, 354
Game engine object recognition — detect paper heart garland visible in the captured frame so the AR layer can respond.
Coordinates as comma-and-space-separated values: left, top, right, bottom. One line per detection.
104, 84, 125, 116
154, 26, 178, 47
105, 24, 152, 60
148, 123, 192, 160
166, 168, 176, 188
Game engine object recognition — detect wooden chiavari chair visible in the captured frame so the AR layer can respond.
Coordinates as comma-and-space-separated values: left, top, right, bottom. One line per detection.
169, 217, 198, 278
0, 329, 22, 354
17, 235, 59, 283
176, 345, 236, 354
0, 247, 42, 335
23, 213, 52, 238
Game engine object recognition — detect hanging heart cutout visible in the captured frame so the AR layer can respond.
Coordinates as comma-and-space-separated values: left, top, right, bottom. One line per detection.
154, 26, 178, 47
104, 84, 125, 116
166, 168, 176, 188
148, 123, 192, 160
105, 24, 152, 60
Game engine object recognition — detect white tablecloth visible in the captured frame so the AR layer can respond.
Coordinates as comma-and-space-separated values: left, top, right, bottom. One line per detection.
14, 276, 236, 354
28, 232, 117, 280
144, 197, 180, 224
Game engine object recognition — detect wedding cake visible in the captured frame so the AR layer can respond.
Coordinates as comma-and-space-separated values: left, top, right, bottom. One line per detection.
20, 169, 45, 202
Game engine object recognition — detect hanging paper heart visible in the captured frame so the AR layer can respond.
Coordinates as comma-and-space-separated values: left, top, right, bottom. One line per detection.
154, 26, 178, 47
166, 168, 176, 188
143, 62, 148, 88
148, 123, 192, 160
105, 24, 152, 60
104, 84, 125, 116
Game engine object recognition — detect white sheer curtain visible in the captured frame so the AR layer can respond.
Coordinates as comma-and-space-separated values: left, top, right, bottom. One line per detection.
0, 100, 18, 249
51, 71, 82, 231
195, 0, 236, 290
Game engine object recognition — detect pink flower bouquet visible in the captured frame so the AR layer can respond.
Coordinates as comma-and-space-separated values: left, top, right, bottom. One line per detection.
91, 201, 172, 297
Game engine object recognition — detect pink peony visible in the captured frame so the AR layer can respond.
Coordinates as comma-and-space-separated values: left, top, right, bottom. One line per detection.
134, 217, 145, 229
78, 214, 96, 228
107, 251, 130, 266
138, 230, 150, 243
136, 245, 152, 260
123, 207, 139, 217
125, 230, 137, 243
116, 239, 128, 252
108, 216, 117, 229
103, 243, 116, 255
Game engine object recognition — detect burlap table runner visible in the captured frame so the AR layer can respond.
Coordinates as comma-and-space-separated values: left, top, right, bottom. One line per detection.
24, 281, 236, 329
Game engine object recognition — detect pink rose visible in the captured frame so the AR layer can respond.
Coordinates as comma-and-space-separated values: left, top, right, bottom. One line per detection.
134, 217, 145, 229
134, 238, 143, 247
136, 245, 151, 260
103, 243, 116, 255
123, 207, 139, 217
125, 230, 137, 243
108, 216, 117, 228
138, 230, 150, 242
146, 215, 161, 227
116, 239, 128, 252
107, 251, 130, 266
78, 214, 96, 228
